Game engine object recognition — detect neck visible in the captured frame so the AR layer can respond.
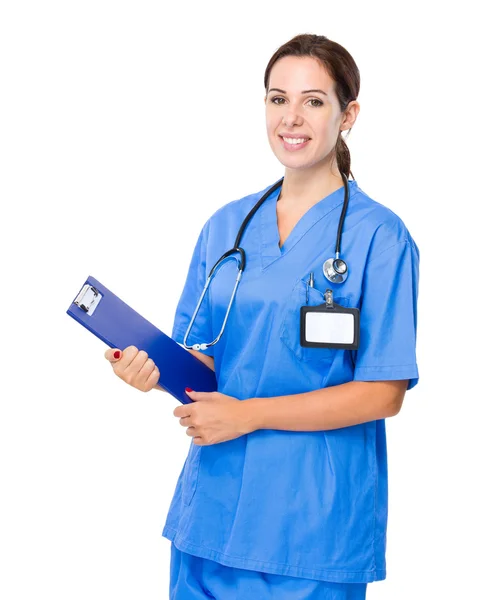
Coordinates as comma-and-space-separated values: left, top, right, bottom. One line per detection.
279, 160, 344, 206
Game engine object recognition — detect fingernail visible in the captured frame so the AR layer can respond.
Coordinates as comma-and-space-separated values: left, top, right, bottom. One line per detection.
114, 351, 121, 359
185, 387, 193, 393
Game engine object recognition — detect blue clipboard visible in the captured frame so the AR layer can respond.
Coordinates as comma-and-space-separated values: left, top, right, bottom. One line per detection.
66, 275, 218, 404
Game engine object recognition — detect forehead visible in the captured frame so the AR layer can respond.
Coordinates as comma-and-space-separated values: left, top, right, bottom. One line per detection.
268, 56, 334, 94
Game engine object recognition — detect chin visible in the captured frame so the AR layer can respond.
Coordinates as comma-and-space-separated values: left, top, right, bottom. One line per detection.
278, 157, 317, 171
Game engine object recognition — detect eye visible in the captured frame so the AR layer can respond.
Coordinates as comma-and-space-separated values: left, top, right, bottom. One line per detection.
270, 97, 323, 107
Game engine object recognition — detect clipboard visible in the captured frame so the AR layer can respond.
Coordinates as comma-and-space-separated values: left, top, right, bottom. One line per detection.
66, 275, 218, 404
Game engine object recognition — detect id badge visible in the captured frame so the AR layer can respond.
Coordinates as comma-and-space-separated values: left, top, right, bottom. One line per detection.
300, 289, 360, 350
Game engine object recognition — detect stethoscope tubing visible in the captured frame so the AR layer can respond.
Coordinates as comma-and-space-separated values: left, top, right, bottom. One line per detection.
183, 174, 350, 350
209, 173, 348, 274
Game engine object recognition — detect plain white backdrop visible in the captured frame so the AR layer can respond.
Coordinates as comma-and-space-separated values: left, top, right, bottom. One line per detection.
1, 1, 502, 598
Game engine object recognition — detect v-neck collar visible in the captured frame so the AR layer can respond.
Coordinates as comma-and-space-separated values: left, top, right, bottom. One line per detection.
260, 179, 358, 270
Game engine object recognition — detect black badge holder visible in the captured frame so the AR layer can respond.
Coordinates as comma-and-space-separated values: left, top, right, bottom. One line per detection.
300, 288, 360, 350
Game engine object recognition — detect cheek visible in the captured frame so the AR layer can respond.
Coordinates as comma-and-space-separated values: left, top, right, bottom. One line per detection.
266, 124, 280, 145
315, 122, 338, 150
265, 114, 276, 134
265, 107, 281, 131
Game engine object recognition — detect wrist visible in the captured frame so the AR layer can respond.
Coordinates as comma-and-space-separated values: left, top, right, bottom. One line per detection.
241, 397, 264, 433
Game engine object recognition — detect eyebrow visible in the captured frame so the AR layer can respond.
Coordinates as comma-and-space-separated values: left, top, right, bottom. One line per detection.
268, 87, 328, 96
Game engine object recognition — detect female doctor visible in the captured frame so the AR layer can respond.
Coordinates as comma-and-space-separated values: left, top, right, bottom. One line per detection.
106, 34, 420, 600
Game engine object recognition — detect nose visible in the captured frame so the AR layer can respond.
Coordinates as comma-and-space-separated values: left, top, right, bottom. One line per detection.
282, 107, 302, 127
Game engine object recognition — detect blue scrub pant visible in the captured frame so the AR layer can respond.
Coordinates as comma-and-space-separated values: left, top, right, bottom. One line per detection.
169, 543, 367, 599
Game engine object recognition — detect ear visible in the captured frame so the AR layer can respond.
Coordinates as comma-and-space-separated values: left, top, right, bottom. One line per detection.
340, 100, 360, 132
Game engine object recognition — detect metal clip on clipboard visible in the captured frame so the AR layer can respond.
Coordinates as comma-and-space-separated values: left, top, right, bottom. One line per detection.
73, 284, 102, 316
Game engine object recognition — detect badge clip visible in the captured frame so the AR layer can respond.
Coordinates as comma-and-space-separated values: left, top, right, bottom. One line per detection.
324, 289, 334, 308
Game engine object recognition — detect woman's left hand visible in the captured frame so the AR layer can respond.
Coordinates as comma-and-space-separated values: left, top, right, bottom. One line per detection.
173, 390, 255, 446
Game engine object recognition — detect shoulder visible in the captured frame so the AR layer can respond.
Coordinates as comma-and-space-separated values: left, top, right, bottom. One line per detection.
199, 179, 281, 239
349, 180, 419, 260
210, 179, 279, 222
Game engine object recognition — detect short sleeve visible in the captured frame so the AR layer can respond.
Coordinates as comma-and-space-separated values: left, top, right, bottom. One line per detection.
170, 219, 214, 356
353, 238, 420, 390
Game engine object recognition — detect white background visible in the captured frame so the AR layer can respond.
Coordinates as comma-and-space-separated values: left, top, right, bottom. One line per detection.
1, 1, 502, 598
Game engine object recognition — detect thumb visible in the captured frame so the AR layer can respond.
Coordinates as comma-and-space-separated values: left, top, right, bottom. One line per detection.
105, 348, 122, 362
185, 390, 214, 402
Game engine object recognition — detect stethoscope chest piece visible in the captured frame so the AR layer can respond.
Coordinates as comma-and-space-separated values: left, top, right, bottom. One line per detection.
323, 257, 348, 284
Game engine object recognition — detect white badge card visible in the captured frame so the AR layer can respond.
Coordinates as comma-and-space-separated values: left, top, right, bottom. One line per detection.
300, 290, 360, 350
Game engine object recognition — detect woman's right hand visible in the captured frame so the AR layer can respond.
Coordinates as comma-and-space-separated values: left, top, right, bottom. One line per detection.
104, 346, 160, 392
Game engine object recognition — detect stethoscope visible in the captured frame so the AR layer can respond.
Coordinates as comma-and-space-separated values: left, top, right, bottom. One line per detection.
183, 173, 351, 351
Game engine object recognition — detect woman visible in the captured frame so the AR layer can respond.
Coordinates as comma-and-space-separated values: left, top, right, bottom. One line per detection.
106, 34, 419, 599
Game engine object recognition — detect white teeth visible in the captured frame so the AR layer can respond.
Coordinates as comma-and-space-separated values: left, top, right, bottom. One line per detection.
283, 137, 309, 145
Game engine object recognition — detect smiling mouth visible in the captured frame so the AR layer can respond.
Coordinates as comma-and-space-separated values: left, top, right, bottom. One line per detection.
278, 136, 311, 151
279, 135, 311, 145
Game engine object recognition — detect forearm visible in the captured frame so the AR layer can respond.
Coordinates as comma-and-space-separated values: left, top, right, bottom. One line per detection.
245, 380, 405, 431
154, 348, 215, 392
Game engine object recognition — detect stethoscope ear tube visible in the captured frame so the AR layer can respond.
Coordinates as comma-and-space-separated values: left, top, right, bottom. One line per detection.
183, 250, 244, 351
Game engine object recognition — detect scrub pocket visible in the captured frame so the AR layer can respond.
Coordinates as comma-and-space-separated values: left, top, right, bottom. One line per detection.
181, 441, 201, 506
280, 277, 350, 364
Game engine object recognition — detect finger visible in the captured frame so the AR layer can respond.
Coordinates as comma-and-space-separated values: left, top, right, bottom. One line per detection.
173, 405, 191, 418
135, 357, 158, 391
120, 349, 150, 386
144, 367, 160, 391
111, 346, 141, 380
186, 391, 216, 402
185, 389, 203, 401
112, 346, 140, 371
105, 348, 123, 362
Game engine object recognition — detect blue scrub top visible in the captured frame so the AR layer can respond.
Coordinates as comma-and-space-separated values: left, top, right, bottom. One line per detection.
162, 178, 420, 584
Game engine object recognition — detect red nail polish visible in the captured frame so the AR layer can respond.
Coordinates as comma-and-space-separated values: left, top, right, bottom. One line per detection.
114, 351, 120, 359
185, 387, 193, 393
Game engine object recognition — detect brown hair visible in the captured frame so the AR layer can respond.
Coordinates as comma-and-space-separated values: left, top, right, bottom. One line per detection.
264, 34, 360, 180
